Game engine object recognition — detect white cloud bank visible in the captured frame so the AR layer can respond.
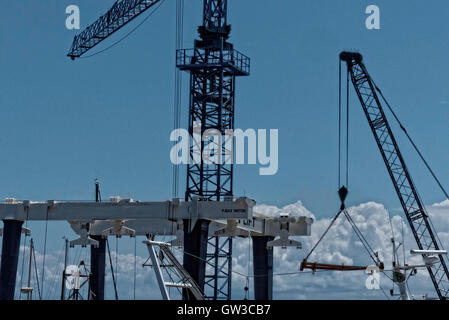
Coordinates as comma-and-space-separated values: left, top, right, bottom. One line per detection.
11, 199, 449, 300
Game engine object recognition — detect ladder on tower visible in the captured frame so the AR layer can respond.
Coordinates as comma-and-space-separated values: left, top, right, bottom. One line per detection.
144, 240, 205, 300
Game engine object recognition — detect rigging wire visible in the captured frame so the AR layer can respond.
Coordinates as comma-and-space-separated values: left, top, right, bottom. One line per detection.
346, 68, 350, 187
372, 77, 449, 258
40, 210, 49, 297
32, 239, 42, 300
373, 81, 449, 201
183, 249, 343, 278
304, 210, 344, 261
133, 236, 137, 300
45, 241, 66, 300
79, 0, 167, 59
115, 237, 119, 284
172, 0, 184, 199
245, 237, 251, 299
18, 210, 29, 299
342, 210, 380, 266
338, 59, 342, 188
106, 239, 119, 300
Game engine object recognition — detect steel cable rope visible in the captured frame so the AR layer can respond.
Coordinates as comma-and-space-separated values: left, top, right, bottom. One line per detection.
375, 276, 391, 300
160, 246, 184, 297
106, 238, 119, 300
342, 210, 380, 266
310, 59, 349, 263
171, 246, 192, 297
133, 236, 137, 299
372, 78, 449, 264
72, 245, 81, 267
115, 237, 119, 286
338, 59, 350, 188
82, 246, 89, 299
18, 210, 29, 299
78, 0, 167, 60
304, 210, 344, 261
182, 249, 336, 279
48, 244, 66, 300
342, 210, 397, 285
303, 209, 385, 273
32, 240, 42, 300
402, 222, 406, 268
165, 250, 183, 297
43, 242, 63, 300
172, 0, 184, 199
338, 59, 342, 188
45, 241, 66, 300
246, 236, 251, 299
346, 67, 350, 187
48, 245, 65, 300
40, 210, 49, 297
372, 80, 449, 201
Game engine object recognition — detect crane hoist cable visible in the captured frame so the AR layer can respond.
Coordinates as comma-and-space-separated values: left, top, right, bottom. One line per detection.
337, 59, 350, 189
301, 63, 387, 272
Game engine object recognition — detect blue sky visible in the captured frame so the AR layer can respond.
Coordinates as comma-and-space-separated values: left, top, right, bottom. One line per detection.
0, 0, 448, 299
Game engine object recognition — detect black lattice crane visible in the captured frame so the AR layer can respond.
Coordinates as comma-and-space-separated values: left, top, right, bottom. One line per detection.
176, 0, 250, 300
67, 0, 250, 301
340, 52, 449, 299
67, 0, 162, 59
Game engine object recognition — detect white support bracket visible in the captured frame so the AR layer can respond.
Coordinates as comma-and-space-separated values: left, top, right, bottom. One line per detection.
69, 222, 99, 248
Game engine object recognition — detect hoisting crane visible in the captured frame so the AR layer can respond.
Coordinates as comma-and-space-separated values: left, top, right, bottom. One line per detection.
67, 0, 162, 59
339, 51, 449, 300
66, 0, 253, 300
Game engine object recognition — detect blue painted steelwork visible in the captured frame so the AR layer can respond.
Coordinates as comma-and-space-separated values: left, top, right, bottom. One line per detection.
0, 220, 24, 300
67, 0, 161, 59
177, 0, 250, 300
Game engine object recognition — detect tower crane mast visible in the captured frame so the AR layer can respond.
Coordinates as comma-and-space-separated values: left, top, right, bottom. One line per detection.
67, 0, 252, 301
340, 52, 449, 299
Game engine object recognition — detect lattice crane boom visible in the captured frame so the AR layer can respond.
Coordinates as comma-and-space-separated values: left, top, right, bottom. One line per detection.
67, 0, 161, 59
340, 51, 449, 299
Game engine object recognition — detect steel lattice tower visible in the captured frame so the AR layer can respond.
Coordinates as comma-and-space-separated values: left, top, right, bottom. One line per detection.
177, 0, 250, 300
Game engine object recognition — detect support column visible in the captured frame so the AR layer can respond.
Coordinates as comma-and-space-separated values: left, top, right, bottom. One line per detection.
0, 220, 24, 300
89, 235, 106, 300
252, 236, 274, 300
182, 219, 210, 300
